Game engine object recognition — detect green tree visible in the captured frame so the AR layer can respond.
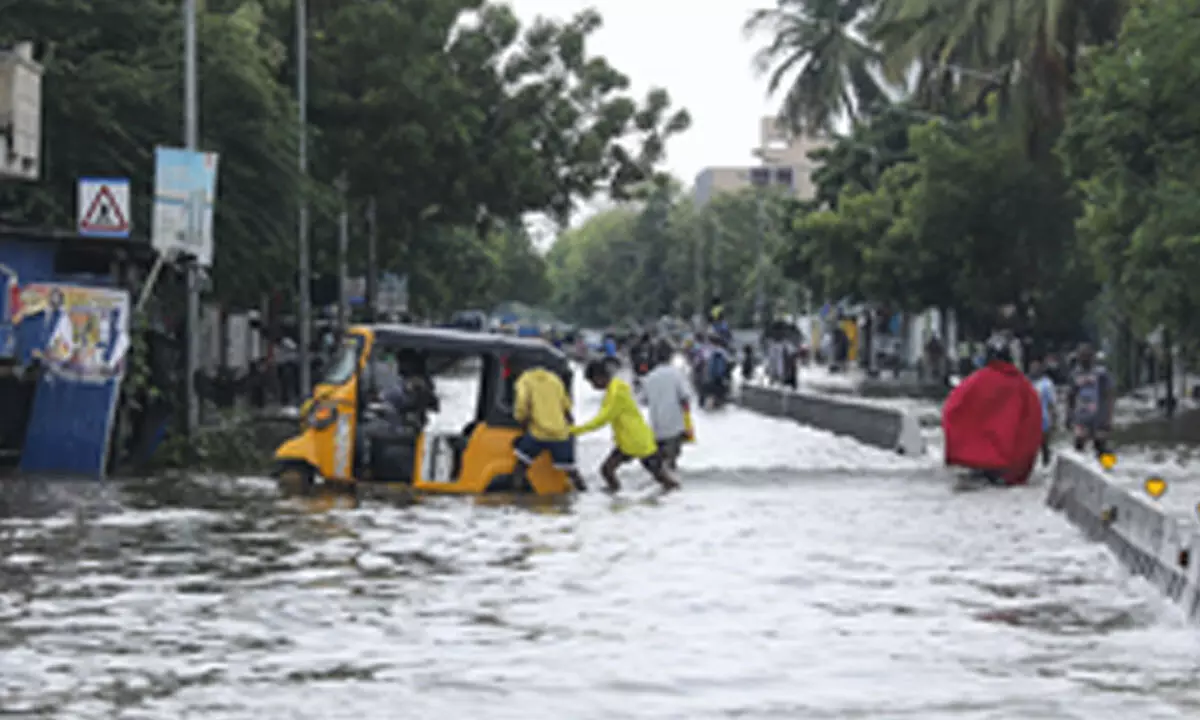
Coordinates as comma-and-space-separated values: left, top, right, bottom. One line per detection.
547, 186, 799, 327
788, 115, 1093, 338
871, 0, 1128, 154
808, 104, 917, 208
1060, 0, 1200, 341
0, 0, 302, 309
2, 0, 691, 321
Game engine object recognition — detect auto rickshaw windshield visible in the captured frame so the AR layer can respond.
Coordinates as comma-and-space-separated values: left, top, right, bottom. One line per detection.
323, 335, 364, 385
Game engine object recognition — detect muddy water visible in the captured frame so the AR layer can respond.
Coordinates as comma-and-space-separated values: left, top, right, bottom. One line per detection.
3, 374, 1199, 718
2, 470, 1199, 720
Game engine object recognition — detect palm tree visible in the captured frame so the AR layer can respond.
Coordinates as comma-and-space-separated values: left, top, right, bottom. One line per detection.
870, 0, 1129, 154
745, 0, 887, 135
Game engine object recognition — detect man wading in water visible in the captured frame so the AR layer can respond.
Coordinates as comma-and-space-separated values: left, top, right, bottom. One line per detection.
1066, 343, 1113, 457
572, 359, 680, 492
641, 343, 692, 470
1030, 359, 1057, 466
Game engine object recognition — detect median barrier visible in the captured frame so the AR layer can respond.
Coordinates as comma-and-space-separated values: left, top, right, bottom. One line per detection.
738, 384, 925, 456
1047, 454, 1200, 621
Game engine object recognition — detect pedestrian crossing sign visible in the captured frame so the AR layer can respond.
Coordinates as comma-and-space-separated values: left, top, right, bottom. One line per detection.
77, 177, 131, 238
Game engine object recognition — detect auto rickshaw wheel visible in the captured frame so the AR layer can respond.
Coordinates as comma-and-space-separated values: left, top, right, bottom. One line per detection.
484, 472, 530, 494
275, 460, 315, 490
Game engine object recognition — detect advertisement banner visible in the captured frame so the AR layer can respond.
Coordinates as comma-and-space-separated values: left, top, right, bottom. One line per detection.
15, 283, 131, 478
13, 283, 130, 381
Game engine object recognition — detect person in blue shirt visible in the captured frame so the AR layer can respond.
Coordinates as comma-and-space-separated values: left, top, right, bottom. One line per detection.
1030, 358, 1057, 466
603, 333, 618, 360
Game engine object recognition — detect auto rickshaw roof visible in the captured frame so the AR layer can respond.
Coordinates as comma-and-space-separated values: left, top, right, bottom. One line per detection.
363, 323, 569, 366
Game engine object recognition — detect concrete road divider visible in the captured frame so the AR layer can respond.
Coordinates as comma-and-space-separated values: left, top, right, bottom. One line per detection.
738, 384, 925, 456
1047, 454, 1200, 621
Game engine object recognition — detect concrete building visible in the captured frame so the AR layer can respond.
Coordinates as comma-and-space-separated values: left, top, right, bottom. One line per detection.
693, 117, 830, 205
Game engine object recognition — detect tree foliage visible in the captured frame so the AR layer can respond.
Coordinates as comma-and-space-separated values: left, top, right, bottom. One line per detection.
1, 0, 690, 316
744, 0, 885, 134
783, 108, 1095, 340
547, 187, 800, 327
738, 0, 1192, 351
1059, 0, 1200, 340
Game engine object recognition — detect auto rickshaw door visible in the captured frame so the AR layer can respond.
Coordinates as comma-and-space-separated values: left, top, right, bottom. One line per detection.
306, 332, 367, 481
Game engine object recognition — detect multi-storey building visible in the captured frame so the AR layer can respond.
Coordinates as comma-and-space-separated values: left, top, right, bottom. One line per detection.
693, 116, 829, 205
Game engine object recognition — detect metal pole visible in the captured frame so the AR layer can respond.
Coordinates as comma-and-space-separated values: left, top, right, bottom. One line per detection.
693, 213, 704, 322
183, 0, 200, 436
753, 191, 767, 329
365, 195, 378, 321
709, 216, 720, 307
336, 176, 349, 330
296, 0, 311, 395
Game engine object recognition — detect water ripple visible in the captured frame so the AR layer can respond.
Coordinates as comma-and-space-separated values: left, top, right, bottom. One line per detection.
1, 466, 1198, 718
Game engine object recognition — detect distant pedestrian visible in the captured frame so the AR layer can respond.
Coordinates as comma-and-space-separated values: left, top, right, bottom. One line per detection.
1066, 343, 1113, 457
1030, 359, 1056, 466
741, 343, 756, 382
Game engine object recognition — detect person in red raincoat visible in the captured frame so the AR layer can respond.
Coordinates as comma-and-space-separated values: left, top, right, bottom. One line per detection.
942, 337, 1043, 485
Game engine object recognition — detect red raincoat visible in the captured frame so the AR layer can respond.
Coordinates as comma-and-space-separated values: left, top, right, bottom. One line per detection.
943, 360, 1043, 486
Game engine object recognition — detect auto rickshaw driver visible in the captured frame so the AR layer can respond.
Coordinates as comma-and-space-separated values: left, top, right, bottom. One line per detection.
361, 349, 439, 482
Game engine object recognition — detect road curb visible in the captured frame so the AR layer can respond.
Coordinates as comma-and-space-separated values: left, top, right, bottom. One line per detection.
737, 384, 924, 456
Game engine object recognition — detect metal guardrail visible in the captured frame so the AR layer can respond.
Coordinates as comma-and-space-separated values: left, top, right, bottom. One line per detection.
1047, 455, 1200, 621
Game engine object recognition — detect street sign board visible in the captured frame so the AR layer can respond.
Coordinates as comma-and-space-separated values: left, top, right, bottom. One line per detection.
151, 146, 219, 266
345, 276, 367, 306
77, 177, 131, 238
346, 273, 408, 312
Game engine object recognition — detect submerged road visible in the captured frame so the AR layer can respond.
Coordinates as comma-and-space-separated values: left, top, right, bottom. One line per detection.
2, 375, 1199, 719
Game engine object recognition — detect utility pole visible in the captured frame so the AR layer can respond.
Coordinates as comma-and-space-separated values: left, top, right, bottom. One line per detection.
183, 0, 200, 436
296, 0, 312, 394
709, 216, 720, 308
366, 195, 378, 321
750, 167, 770, 329
693, 216, 705, 322
754, 192, 767, 328
335, 173, 349, 330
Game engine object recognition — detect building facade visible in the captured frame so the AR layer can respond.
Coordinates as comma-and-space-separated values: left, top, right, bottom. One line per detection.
693, 117, 829, 205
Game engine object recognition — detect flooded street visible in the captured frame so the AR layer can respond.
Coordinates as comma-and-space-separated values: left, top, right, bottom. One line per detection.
3, 378, 1200, 718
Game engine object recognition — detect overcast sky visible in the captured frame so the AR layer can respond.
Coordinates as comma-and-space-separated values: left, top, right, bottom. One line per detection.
507, 0, 779, 192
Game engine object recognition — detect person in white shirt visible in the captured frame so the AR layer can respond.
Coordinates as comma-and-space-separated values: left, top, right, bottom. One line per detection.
766, 337, 784, 385
641, 343, 692, 469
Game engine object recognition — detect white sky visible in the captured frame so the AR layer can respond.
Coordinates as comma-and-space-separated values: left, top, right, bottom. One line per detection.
507, 0, 779, 210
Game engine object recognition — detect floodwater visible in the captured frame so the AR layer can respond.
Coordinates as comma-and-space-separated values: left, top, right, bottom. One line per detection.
2, 376, 1199, 719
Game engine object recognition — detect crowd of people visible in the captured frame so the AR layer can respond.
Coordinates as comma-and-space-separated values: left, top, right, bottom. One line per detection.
505, 300, 743, 492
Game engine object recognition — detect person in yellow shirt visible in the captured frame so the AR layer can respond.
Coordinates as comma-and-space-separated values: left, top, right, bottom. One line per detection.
512, 359, 585, 491
572, 360, 680, 493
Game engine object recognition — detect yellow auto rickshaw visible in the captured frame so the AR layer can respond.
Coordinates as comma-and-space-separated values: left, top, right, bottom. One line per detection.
273, 324, 575, 495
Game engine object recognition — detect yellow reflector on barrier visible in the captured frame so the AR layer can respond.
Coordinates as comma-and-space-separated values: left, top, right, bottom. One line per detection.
1099, 452, 1117, 470
1144, 477, 1167, 499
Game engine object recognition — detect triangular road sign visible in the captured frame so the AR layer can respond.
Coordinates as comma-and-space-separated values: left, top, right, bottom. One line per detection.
80, 184, 129, 235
